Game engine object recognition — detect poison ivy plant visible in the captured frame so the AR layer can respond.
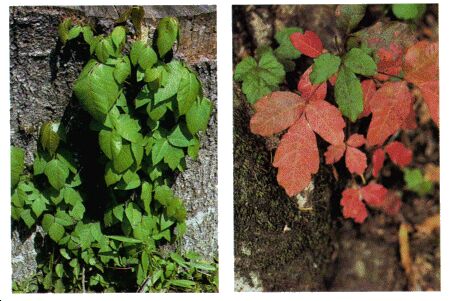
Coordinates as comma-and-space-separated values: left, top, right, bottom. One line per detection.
12, 11, 216, 293
234, 4, 438, 224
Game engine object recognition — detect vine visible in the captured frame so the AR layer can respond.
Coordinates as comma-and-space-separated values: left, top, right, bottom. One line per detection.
11, 10, 217, 293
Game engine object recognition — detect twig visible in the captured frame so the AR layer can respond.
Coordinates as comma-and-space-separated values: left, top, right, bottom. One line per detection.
137, 276, 152, 293
82, 267, 86, 293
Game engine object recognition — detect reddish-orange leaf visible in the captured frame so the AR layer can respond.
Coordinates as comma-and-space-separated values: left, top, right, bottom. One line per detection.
324, 143, 346, 164
401, 102, 417, 130
305, 100, 345, 145
372, 148, 385, 177
380, 191, 402, 216
297, 65, 327, 102
375, 44, 403, 81
340, 188, 368, 223
345, 146, 367, 176
361, 183, 387, 207
290, 31, 323, 58
250, 91, 306, 137
359, 79, 376, 119
367, 81, 412, 146
385, 141, 412, 168
346, 134, 366, 148
403, 41, 438, 86
418, 80, 439, 126
273, 115, 319, 196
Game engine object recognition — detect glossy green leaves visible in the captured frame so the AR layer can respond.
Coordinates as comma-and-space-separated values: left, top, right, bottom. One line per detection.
157, 17, 180, 57
234, 52, 285, 104
343, 48, 377, 76
45, 159, 69, 190
177, 71, 201, 115
40, 122, 63, 156
335, 66, 363, 122
73, 60, 119, 121
310, 53, 341, 84
186, 97, 212, 134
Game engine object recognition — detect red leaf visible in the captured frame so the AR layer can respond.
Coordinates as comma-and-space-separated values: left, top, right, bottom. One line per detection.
250, 91, 306, 137
380, 191, 402, 216
345, 146, 367, 176
324, 144, 346, 164
372, 148, 385, 177
375, 44, 403, 81
361, 183, 388, 207
305, 100, 345, 145
340, 188, 368, 223
273, 115, 319, 196
290, 31, 323, 58
346, 134, 365, 148
418, 80, 439, 126
385, 141, 412, 168
359, 79, 376, 119
297, 65, 327, 102
367, 81, 412, 146
403, 41, 438, 86
401, 102, 417, 130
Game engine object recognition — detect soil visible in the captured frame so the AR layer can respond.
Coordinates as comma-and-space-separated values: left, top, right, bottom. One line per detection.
233, 4, 440, 291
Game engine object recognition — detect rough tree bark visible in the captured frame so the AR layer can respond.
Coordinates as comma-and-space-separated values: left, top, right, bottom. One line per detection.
10, 5, 217, 283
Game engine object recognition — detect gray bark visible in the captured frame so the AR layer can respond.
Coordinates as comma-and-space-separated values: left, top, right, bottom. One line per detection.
10, 5, 217, 283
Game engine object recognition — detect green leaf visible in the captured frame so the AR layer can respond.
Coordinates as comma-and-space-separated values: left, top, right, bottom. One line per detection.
63, 187, 82, 205
113, 56, 131, 84
40, 122, 62, 156
404, 168, 434, 196
125, 203, 142, 228
55, 263, 64, 278
49, 223, 65, 242
187, 137, 200, 159
20, 209, 35, 229
164, 145, 185, 170
105, 163, 122, 186
42, 214, 54, 233
118, 170, 141, 190
99, 130, 123, 160
392, 4, 426, 20
44, 159, 69, 190
177, 71, 200, 115
234, 52, 285, 104
106, 235, 143, 244
130, 41, 145, 66
168, 124, 194, 147
152, 138, 171, 165
55, 210, 74, 226
154, 185, 174, 206
60, 248, 71, 260
186, 97, 212, 134
112, 144, 134, 173
274, 27, 303, 60
115, 114, 142, 143
31, 196, 46, 218
169, 279, 196, 288
33, 152, 49, 176
73, 60, 119, 121
11, 146, 25, 188
58, 18, 72, 44
157, 17, 179, 57
111, 26, 126, 49
131, 143, 144, 166
310, 53, 341, 84
138, 46, 158, 70
343, 47, 377, 76
141, 182, 152, 215
82, 26, 94, 45
336, 5, 367, 34
112, 204, 125, 222
334, 66, 363, 122
70, 202, 85, 220
95, 38, 115, 63
67, 26, 82, 41
154, 60, 184, 104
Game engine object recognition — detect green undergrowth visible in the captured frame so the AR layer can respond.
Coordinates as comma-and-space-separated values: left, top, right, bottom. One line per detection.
11, 9, 217, 293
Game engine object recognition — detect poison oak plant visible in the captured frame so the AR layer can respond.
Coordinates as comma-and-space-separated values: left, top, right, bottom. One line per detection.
234, 4, 438, 223
11, 10, 217, 292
